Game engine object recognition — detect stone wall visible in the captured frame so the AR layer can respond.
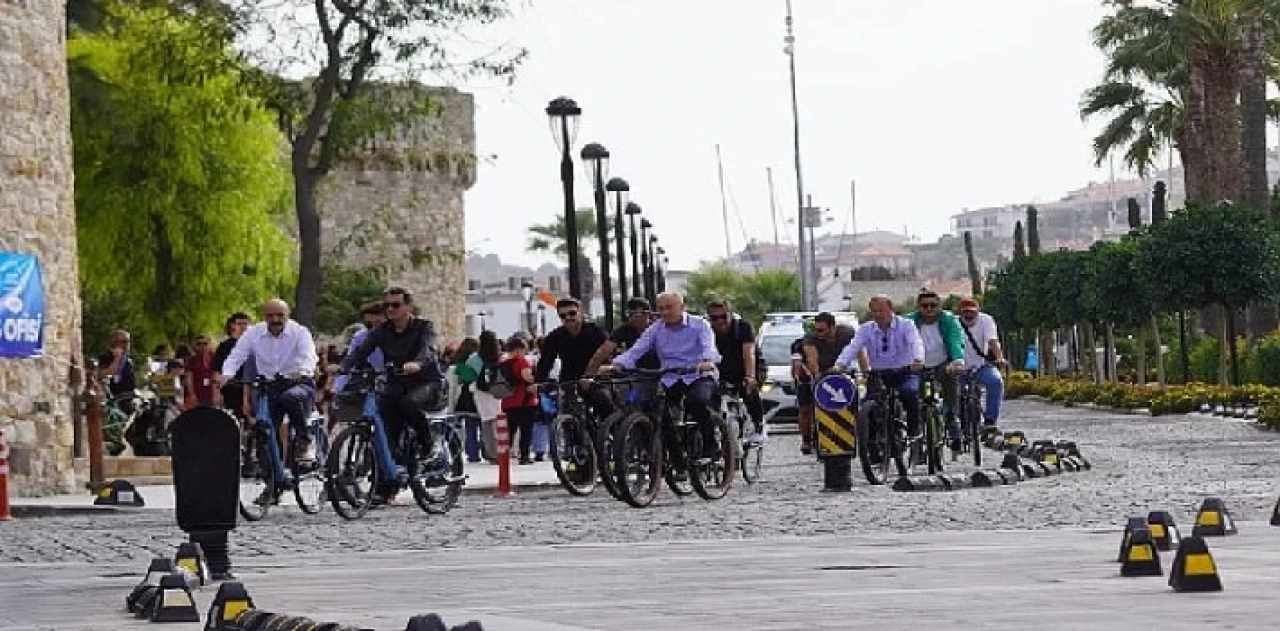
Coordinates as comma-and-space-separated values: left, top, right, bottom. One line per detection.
0, 0, 85, 496
317, 85, 475, 342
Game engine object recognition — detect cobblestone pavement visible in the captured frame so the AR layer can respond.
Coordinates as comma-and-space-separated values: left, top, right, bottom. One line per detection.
3, 400, 1279, 565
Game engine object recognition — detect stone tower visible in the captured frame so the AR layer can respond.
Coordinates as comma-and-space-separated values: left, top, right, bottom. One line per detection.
0, 1, 85, 496
318, 85, 475, 341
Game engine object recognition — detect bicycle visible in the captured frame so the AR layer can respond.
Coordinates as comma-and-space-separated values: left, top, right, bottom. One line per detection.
855, 367, 912, 485
592, 373, 658, 501
541, 380, 600, 497
955, 366, 987, 467
610, 367, 737, 508
236, 375, 329, 521
907, 367, 948, 476
720, 381, 764, 484
325, 365, 466, 519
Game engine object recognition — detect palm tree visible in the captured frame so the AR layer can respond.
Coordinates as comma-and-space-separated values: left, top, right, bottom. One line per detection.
527, 208, 612, 310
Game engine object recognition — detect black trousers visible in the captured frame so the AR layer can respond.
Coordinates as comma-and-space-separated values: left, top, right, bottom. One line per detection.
375, 380, 443, 455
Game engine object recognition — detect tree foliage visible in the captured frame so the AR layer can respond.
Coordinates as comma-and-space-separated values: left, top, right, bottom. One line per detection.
526, 208, 607, 306
682, 264, 801, 327
1026, 206, 1041, 255
70, 3, 295, 348
314, 265, 384, 336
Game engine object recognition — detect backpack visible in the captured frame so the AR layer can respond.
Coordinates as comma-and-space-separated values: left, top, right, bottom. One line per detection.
477, 359, 517, 398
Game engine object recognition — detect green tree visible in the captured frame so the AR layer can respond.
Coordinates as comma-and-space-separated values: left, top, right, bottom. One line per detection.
314, 265, 385, 336
963, 231, 982, 295
683, 263, 745, 310
1026, 206, 1041, 256
682, 264, 800, 327
70, 4, 295, 348
527, 208, 608, 309
236, 0, 526, 326
1136, 204, 1280, 384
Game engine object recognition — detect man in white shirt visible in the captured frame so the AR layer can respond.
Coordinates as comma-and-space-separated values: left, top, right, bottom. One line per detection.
957, 297, 1007, 433
215, 298, 320, 459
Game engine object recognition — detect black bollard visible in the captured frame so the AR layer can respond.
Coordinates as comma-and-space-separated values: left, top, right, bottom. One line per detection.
821, 455, 853, 492
171, 406, 242, 581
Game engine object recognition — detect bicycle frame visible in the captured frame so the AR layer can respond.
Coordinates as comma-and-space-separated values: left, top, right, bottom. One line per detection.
250, 388, 290, 486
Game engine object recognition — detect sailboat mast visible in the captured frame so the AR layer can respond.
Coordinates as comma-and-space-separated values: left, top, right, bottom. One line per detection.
768, 167, 781, 257
716, 144, 732, 260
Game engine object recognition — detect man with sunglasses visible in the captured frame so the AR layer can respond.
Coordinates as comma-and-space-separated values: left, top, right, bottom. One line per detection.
341, 287, 447, 489
215, 298, 320, 461
830, 295, 926, 440
535, 297, 608, 388
705, 299, 766, 443
800, 312, 856, 454
906, 290, 966, 451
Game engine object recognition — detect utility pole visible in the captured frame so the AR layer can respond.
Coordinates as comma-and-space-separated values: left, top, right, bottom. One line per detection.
784, 0, 812, 309
716, 144, 732, 260
767, 168, 781, 260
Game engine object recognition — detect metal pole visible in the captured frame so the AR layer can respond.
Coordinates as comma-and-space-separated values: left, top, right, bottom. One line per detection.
560, 118, 582, 300
614, 192, 628, 307
593, 167, 614, 330
716, 144, 732, 260
785, 0, 811, 309
767, 168, 781, 260
629, 212, 642, 299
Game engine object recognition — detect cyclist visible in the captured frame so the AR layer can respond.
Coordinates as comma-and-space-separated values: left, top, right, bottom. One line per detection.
215, 299, 319, 461
905, 290, 966, 450
537, 297, 609, 410
829, 295, 925, 440
600, 292, 722, 458
800, 312, 856, 453
332, 301, 387, 394
791, 325, 815, 454
957, 297, 1007, 435
586, 297, 659, 403
339, 287, 447, 496
705, 299, 765, 444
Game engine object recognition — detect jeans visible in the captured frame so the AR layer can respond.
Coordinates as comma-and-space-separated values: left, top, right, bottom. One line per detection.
666, 377, 719, 453
532, 417, 550, 455
875, 372, 921, 437
375, 380, 444, 461
463, 416, 482, 462
961, 365, 1005, 423
362, 392, 402, 483
266, 380, 316, 445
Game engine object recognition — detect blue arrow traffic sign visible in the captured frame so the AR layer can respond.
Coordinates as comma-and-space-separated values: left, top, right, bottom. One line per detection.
814, 374, 857, 412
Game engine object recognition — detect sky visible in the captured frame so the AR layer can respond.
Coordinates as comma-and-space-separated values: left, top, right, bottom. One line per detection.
454, 0, 1129, 271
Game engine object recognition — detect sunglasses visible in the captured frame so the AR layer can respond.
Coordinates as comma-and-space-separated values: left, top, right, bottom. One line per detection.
708, 314, 729, 321
383, 301, 404, 310
558, 310, 578, 318
626, 310, 648, 318
920, 302, 940, 309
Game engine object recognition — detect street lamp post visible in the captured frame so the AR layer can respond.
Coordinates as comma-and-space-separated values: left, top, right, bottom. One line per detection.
546, 97, 584, 301
520, 279, 535, 335
657, 247, 667, 293
581, 142, 615, 330
648, 234, 659, 303
607, 177, 631, 308
625, 202, 643, 300
640, 218, 654, 304
537, 304, 547, 336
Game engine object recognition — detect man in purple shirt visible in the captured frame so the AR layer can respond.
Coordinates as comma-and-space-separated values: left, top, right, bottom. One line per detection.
831, 295, 926, 438
602, 292, 722, 457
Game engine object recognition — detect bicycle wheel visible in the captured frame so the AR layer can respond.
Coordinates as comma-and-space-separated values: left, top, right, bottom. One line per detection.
741, 414, 764, 484
664, 444, 695, 497
410, 421, 465, 515
856, 401, 905, 484
550, 413, 598, 496
689, 413, 737, 500
967, 397, 983, 467
292, 416, 327, 515
924, 404, 942, 475
326, 424, 378, 521
613, 411, 663, 508
238, 430, 272, 521
595, 410, 627, 500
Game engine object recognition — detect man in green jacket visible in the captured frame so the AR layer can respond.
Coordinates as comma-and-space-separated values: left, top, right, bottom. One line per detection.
905, 289, 966, 450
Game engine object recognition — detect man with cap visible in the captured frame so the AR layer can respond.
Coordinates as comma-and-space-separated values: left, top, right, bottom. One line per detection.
956, 297, 1007, 434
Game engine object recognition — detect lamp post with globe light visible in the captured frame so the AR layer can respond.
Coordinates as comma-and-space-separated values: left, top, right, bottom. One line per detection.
520, 279, 535, 335
606, 177, 631, 307
581, 142, 615, 329
546, 97, 583, 300
626, 202, 643, 299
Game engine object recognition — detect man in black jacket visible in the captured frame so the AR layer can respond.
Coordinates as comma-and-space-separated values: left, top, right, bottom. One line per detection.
535, 298, 608, 383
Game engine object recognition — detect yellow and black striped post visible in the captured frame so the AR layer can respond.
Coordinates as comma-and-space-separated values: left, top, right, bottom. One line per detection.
813, 375, 858, 492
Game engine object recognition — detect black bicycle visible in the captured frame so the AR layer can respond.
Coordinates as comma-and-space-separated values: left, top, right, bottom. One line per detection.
542, 380, 600, 497
593, 373, 658, 501
610, 367, 737, 508
909, 367, 948, 476
855, 368, 912, 485
955, 366, 986, 467
236, 375, 329, 521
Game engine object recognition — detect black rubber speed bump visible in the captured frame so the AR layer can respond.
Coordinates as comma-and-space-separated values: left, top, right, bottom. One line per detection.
1168, 535, 1223, 592
1120, 527, 1163, 577
150, 572, 201, 622
126, 557, 182, 615
1001, 431, 1027, 451
1060, 456, 1079, 472
205, 581, 254, 630
175, 541, 210, 587
892, 476, 942, 492
1147, 511, 1182, 551
1270, 496, 1280, 526
1191, 497, 1238, 536
407, 614, 449, 631
999, 452, 1020, 470
971, 469, 1015, 487
1020, 462, 1043, 479
95, 479, 146, 507
231, 609, 273, 630
1117, 516, 1147, 562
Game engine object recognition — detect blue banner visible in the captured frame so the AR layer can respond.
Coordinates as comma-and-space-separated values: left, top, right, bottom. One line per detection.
0, 253, 45, 359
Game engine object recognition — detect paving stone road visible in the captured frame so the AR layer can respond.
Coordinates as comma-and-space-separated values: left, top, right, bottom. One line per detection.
2, 400, 1279, 566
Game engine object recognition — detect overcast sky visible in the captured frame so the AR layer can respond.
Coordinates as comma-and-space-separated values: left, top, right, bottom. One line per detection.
460, 0, 1150, 271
